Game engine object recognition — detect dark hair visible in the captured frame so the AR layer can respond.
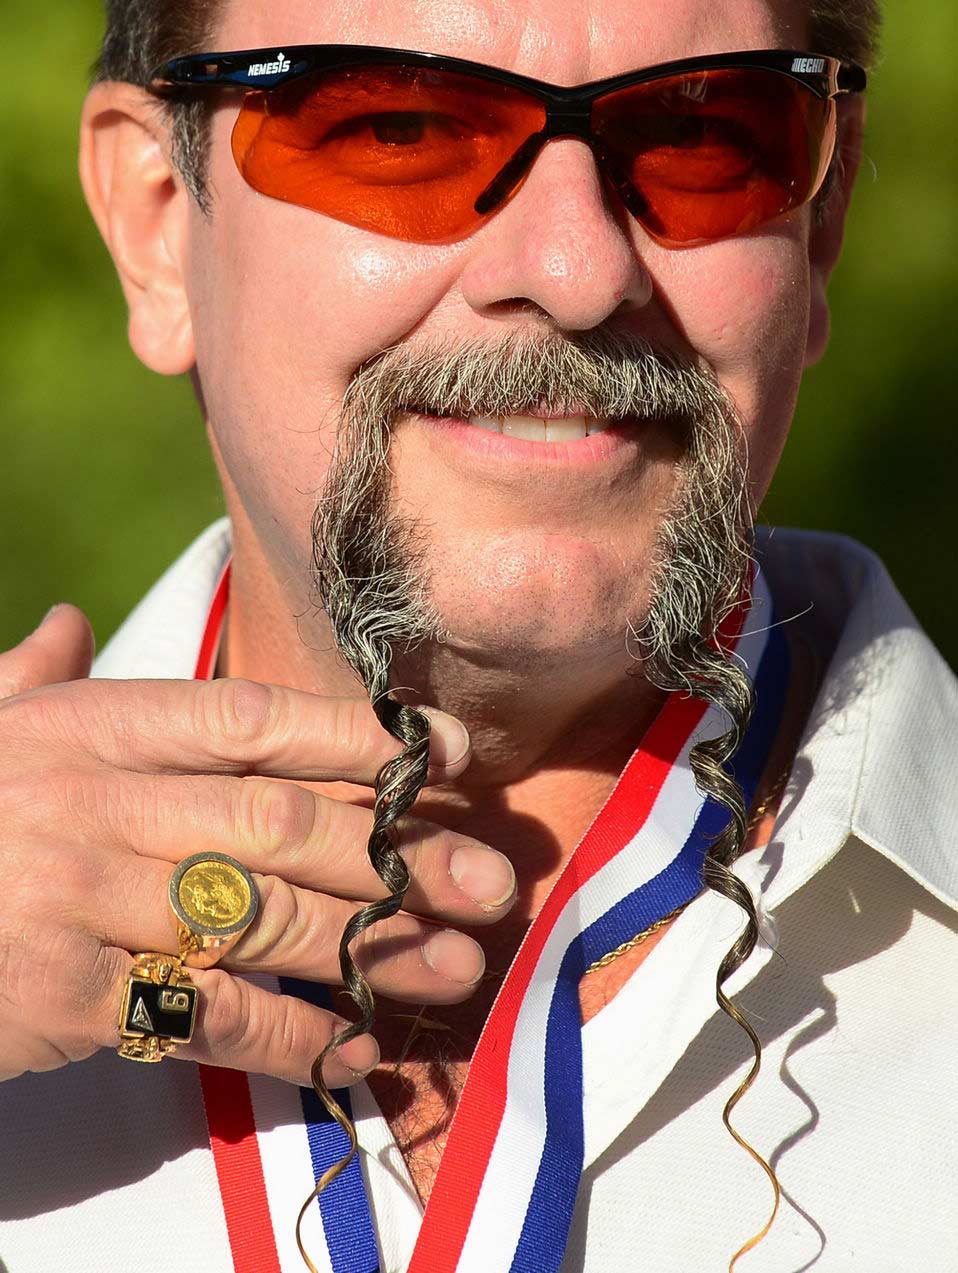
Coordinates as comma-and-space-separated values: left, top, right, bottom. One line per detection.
93, 0, 227, 212
93, 1, 881, 214
811, 0, 882, 68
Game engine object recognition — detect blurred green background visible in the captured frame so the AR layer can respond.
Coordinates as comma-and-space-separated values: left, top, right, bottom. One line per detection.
2, 1, 956, 664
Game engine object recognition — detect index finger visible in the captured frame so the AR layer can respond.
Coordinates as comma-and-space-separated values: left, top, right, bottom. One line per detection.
13, 677, 471, 785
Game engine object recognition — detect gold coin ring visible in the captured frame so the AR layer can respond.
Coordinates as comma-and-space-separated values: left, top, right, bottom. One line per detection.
169, 851, 259, 970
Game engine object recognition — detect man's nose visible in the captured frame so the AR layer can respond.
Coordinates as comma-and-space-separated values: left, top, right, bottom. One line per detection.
458, 138, 654, 331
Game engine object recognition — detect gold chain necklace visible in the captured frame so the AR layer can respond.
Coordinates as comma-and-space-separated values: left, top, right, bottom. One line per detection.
582, 768, 791, 975
584, 902, 689, 974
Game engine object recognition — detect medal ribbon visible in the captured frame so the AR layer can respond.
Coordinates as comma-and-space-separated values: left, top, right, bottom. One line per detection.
194, 563, 787, 1273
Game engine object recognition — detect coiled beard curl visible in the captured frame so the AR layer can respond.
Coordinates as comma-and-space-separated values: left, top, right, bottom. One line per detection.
631, 372, 783, 1263
307, 330, 770, 1250
304, 353, 442, 1220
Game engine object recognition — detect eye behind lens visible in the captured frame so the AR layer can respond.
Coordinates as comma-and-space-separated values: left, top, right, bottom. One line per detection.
370, 112, 428, 145
593, 67, 836, 245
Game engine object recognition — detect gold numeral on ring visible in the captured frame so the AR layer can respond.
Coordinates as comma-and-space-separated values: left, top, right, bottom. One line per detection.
159, 990, 193, 1014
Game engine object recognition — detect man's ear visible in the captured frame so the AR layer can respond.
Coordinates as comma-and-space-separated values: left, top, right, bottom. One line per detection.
79, 82, 195, 376
805, 95, 866, 367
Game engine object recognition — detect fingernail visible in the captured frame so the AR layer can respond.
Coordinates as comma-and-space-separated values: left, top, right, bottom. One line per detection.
336, 1032, 380, 1078
421, 928, 486, 986
450, 845, 516, 910
419, 707, 471, 770
41, 604, 65, 626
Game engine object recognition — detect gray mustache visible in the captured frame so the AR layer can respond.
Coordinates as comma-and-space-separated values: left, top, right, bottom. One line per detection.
344, 330, 727, 424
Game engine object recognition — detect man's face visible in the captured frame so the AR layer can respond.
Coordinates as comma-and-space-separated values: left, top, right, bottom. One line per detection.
184, 0, 833, 672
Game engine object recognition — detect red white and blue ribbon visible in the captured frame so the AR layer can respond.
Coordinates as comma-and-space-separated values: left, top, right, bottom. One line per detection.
193, 564, 787, 1272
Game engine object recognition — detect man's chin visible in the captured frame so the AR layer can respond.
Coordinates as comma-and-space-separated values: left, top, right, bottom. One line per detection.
415, 546, 653, 673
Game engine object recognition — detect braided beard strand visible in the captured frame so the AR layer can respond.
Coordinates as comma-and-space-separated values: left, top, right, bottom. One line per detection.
306, 332, 770, 1240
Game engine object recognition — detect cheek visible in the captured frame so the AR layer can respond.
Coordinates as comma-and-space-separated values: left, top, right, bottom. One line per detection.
655, 229, 812, 501
184, 113, 468, 564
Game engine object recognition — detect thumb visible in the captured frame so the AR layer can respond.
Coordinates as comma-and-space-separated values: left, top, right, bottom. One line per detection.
0, 604, 96, 699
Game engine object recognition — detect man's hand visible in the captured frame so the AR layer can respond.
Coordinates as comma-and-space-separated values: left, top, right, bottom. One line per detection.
0, 606, 514, 1087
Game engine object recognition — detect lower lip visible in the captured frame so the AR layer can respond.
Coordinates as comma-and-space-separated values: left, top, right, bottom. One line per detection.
411, 413, 650, 469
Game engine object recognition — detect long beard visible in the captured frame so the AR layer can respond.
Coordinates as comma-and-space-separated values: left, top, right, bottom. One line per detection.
305, 331, 762, 1177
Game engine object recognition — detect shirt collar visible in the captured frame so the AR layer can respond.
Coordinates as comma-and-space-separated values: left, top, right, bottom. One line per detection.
755, 526, 958, 912
93, 518, 232, 682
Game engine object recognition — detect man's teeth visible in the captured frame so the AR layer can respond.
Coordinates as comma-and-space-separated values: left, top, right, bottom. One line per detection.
467, 414, 611, 441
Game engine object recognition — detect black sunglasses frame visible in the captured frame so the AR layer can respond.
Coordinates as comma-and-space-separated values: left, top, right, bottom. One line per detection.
148, 44, 867, 238
149, 44, 866, 102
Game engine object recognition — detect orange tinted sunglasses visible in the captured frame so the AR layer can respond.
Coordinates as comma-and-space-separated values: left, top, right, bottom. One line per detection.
150, 46, 866, 247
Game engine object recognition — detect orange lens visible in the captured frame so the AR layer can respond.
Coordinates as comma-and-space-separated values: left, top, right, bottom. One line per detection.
593, 68, 836, 246
231, 64, 546, 242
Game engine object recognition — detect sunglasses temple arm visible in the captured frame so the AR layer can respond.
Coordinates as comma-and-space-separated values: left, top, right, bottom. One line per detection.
473, 131, 549, 216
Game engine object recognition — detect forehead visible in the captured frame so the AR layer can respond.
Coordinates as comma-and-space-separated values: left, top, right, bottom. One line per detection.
218, 0, 807, 81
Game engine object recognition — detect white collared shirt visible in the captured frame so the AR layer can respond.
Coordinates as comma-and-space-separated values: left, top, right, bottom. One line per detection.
1, 522, 956, 1272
